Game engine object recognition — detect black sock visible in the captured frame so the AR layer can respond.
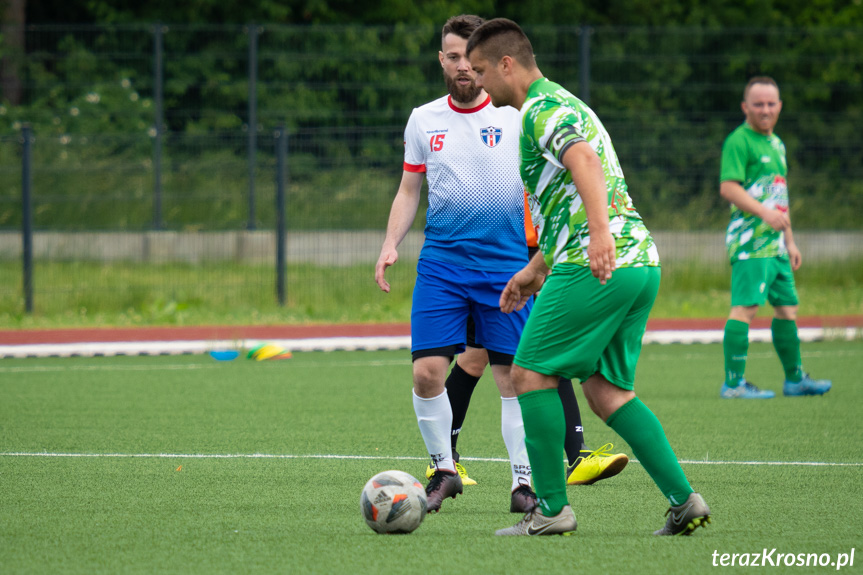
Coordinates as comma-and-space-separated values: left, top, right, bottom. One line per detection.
558, 377, 587, 465
445, 362, 481, 455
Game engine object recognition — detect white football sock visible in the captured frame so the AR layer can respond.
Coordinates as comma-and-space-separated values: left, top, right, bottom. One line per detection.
501, 396, 531, 491
412, 389, 454, 473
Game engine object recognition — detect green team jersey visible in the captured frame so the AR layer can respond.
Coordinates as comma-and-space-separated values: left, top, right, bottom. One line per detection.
519, 77, 658, 270
720, 122, 789, 264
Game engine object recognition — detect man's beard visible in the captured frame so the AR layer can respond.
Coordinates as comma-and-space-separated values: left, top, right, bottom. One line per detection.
445, 72, 482, 104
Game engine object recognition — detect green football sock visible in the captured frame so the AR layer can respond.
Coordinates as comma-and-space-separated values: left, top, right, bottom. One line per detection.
772, 318, 803, 382
723, 319, 750, 387
517, 389, 568, 516
606, 397, 693, 506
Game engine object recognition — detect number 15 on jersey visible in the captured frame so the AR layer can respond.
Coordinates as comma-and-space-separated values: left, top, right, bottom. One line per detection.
430, 134, 445, 152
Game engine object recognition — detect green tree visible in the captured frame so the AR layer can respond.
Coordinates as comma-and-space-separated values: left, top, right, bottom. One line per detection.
25, 0, 862, 26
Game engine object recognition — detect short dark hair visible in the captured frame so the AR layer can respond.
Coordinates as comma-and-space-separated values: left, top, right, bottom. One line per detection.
744, 76, 779, 99
442, 14, 485, 43
465, 18, 536, 70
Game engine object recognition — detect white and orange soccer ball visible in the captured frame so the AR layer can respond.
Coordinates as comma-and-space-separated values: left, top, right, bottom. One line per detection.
360, 470, 427, 534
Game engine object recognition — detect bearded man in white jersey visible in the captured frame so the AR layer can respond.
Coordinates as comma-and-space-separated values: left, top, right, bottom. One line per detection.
375, 14, 537, 514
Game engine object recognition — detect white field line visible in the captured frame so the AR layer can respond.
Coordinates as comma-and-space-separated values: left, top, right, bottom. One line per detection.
0, 451, 860, 468
0, 363, 221, 373
0, 359, 411, 374
642, 348, 862, 361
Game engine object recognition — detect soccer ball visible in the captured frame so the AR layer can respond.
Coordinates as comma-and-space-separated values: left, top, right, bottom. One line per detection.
360, 470, 427, 534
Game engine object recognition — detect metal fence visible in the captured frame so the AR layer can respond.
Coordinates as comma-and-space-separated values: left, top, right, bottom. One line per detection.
0, 25, 861, 320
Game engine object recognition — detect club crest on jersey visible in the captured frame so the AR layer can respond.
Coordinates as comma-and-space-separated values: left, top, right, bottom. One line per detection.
480, 126, 503, 148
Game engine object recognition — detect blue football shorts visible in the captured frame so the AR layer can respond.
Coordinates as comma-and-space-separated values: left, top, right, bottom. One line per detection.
411, 258, 531, 357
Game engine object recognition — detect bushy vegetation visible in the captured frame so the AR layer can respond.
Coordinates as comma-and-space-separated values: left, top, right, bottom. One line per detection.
1, 24, 862, 233
1, 10, 860, 322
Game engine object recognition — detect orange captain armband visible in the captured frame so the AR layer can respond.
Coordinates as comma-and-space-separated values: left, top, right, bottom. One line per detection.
523, 191, 538, 248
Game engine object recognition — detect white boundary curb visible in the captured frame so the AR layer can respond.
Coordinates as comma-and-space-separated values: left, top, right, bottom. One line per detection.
0, 327, 858, 358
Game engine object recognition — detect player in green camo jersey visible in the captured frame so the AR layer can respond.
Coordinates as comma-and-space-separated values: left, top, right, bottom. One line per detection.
719, 76, 832, 400
519, 75, 659, 271
723, 128, 789, 265
467, 18, 710, 537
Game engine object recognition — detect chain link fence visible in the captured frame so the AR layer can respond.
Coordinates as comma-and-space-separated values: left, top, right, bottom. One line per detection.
0, 25, 861, 321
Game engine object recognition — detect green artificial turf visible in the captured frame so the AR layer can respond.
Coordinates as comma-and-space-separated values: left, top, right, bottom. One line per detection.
1, 340, 861, 574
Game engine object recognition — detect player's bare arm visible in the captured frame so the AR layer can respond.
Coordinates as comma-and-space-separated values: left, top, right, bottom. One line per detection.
720, 180, 789, 231
499, 251, 548, 313
375, 171, 424, 293
561, 141, 616, 284
784, 222, 802, 271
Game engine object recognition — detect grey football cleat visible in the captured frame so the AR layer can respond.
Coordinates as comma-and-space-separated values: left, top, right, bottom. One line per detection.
654, 492, 711, 536
495, 505, 577, 536
425, 469, 463, 513
720, 380, 775, 399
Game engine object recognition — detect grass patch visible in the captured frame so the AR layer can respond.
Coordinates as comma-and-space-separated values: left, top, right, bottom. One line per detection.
0, 259, 861, 328
656, 259, 863, 319
0, 260, 418, 328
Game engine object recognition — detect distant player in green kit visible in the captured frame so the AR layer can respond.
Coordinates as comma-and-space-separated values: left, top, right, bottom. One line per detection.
719, 76, 832, 399
466, 18, 711, 537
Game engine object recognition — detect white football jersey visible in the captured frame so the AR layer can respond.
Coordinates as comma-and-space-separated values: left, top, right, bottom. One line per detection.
403, 94, 527, 272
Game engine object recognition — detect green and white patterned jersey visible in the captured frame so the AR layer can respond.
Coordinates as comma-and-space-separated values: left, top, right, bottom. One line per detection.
519, 78, 658, 270
720, 122, 789, 264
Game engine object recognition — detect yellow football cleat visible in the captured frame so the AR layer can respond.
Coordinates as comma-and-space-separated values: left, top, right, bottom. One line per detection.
425, 461, 477, 486
566, 443, 629, 486
455, 462, 478, 486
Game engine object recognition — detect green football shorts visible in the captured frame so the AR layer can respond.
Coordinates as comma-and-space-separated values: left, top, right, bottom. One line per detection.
514, 264, 661, 391
730, 257, 799, 307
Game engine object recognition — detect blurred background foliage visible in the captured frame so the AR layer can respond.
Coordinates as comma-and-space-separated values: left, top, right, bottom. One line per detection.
0, 0, 860, 323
